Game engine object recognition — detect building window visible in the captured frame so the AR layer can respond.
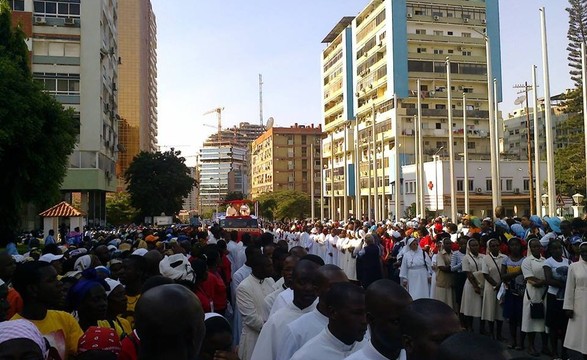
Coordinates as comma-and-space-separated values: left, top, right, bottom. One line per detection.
435, 123, 442, 129
523, 179, 530, 191
506, 179, 513, 191
467, 141, 475, 149
417, 48, 427, 53
435, 104, 446, 110
457, 179, 463, 192
34, 1, 81, 18
301, 135, 307, 145
415, 29, 426, 35
447, 31, 454, 36
462, 32, 472, 38
10, 0, 24, 11
434, 49, 444, 55
486, 179, 492, 191
468, 180, 474, 191
434, 30, 443, 36
462, 51, 472, 56
33, 72, 80, 95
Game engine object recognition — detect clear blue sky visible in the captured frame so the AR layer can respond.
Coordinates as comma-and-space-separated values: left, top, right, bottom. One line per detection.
152, 1, 570, 164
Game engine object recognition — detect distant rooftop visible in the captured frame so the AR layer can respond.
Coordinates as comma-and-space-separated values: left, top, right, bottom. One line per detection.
322, 16, 354, 43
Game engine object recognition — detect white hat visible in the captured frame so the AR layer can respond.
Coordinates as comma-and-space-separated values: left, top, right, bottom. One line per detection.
159, 254, 195, 282
39, 253, 64, 263
131, 248, 148, 257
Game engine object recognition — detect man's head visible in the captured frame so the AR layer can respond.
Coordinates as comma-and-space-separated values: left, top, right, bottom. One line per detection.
437, 332, 509, 360
313, 264, 348, 299
119, 255, 146, 286
289, 246, 308, 258
135, 284, 205, 360
325, 282, 367, 346
199, 314, 233, 360
250, 254, 273, 279
367, 280, 412, 358
400, 299, 462, 360
93, 245, 110, 266
12, 261, 64, 309
244, 246, 262, 267
291, 260, 320, 310
281, 255, 299, 288
0, 253, 16, 282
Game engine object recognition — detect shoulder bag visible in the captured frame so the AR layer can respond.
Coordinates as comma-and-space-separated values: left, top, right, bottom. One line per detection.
526, 288, 547, 319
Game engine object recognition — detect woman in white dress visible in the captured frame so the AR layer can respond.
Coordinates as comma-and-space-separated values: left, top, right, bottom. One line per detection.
563, 242, 587, 357
400, 237, 432, 300
481, 238, 506, 340
521, 237, 549, 357
461, 238, 485, 332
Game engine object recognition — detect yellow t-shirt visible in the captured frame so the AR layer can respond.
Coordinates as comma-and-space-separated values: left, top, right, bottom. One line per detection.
125, 294, 140, 328
12, 310, 83, 359
97, 316, 133, 338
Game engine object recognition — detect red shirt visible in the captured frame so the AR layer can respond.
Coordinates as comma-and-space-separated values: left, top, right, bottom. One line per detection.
201, 271, 227, 312
119, 331, 140, 360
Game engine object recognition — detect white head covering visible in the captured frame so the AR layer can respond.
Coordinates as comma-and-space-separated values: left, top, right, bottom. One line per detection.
159, 254, 195, 283
104, 278, 122, 297
0, 319, 47, 358
74, 255, 92, 271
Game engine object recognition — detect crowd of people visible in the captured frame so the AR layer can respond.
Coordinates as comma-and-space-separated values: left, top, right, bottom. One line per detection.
0, 207, 586, 360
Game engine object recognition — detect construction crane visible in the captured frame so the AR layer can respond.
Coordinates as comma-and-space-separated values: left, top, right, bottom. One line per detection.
203, 107, 224, 146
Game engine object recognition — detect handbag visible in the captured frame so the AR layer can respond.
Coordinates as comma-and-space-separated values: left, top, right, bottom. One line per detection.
469, 254, 484, 291
526, 288, 547, 319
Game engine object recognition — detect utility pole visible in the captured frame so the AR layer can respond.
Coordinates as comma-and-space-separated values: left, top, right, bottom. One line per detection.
513, 83, 536, 215
203, 107, 224, 219
259, 74, 263, 127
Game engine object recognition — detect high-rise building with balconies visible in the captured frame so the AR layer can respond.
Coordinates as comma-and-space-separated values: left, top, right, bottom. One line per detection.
321, 0, 502, 221
11, 0, 120, 226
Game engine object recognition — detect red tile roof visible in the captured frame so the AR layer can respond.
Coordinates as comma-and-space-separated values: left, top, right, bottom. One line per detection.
39, 201, 86, 218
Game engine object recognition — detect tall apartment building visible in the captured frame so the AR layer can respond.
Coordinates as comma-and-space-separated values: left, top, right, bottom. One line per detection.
250, 124, 323, 200
10, 0, 119, 226
182, 165, 200, 213
116, 0, 157, 187
321, 0, 501, 220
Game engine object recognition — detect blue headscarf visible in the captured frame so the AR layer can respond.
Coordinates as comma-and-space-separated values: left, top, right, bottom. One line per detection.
543, 216, 561, 234
510, 223, 526, 239
529, 215, 543, 229
67, 269, 109, 310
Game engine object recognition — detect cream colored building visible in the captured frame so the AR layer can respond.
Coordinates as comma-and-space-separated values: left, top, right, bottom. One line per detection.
251, 124, 322, 199
321, 0, 502, 221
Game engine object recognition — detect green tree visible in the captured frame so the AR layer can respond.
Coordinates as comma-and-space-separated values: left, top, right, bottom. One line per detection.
0, 1, 78, 236
567, 0, 587, 88
225, 191, 244, 202
106, 192, 139, 226
554, 113, 586, 195
124, 149, 196, 218
256, 190, 312, 221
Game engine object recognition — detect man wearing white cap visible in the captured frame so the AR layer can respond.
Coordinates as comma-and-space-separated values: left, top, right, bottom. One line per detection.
39, 253, 64, 277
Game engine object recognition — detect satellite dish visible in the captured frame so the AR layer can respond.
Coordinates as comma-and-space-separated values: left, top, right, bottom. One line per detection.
266, 117, 274, 130
514, 95, 526, 105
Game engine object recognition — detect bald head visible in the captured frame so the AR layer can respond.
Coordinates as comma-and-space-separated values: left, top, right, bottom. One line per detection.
366, 279, 412, 315
289, 246, 308, 258
135, 284, 205, 360
144, 250, 164, 277
437, 332, 508, 360
314, 264, 348, 297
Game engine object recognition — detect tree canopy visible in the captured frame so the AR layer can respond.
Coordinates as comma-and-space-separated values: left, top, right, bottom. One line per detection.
0, 1, 78, 236
256, 190, 314, 221
106, 192, 139, 226
124, 149, 196, 219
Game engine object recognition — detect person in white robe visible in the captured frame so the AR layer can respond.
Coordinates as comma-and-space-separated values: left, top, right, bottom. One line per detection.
277, 265, 349, 360
326, 228, 340, 266
290, 282, 367, 360
226, 233, 244, 276
230, 246, 260, 346
236, 254, 276, 360
251, 260, 320, 360
264, 255, 298, 319
400, 237, 432, 300
300, 227, 313, 253
344, 279, 412, 360
563, 242, 587, 356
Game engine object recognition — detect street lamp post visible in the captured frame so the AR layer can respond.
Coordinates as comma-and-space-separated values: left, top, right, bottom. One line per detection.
433, 146, 444, 214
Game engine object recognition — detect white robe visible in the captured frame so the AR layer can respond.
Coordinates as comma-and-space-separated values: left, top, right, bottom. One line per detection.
227, 240, 243, 276
327, 235, 339, 266
344, 341, 406, 360
231, 264, 251, 346
290, 326, 365, 360
269, 288, 294, 317
400, 249, 432, 300
263, 277, 285, 320
277, 307, 329, 360
563, 260, 587, 355
251, 301, 316, 360
236, 275, 276, 360
521, 256, 546, 333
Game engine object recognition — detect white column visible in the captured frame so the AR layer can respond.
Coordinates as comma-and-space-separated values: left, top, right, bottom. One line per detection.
446, 57, 457, 222
320, 140, 324, 220
485, 35, 499, 218
493, 79, 502, 204
372, 101, 378, 221
343, 125, 349, 221
532, 65, 541, 215
463, 93, 470, 215
540, 7, 556, 216
311, 143, 315, 220
394, 96, 401, 220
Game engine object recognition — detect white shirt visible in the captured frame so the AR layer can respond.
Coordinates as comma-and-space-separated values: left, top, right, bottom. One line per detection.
290, 326, 364, 360
264, 277, 286, 319
269, 288, 293, 317
227, 240, 243, 275
344, 341, 406, 360
277, 307, 329, 360
300, 232, 313, 250
251, 300, 316, 360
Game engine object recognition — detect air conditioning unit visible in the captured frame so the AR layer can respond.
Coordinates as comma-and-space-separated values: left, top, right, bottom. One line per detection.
34, 16, 46, 24
463, 18, 470, 23
64, 17, 75, 25
476, 187, 483, 194
433, 15, 440, 21
407, 13, 413, 18
481, 19, 487, 24
514, 188, 520, 194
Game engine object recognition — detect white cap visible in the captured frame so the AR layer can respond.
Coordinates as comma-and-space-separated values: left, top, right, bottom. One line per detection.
132, 248, 148, 256
39, 253, 64, 263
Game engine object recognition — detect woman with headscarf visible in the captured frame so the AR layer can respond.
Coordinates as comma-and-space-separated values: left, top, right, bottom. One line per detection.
562, 242, 587, 358
97, 278, 132, 338
199, 313, 238, 360
501, 237, 526, 350
68, 272, 109, 331
0, 319, 47, 359
526, 215, 546, 240
399, 237, 432, 300
481, 238, 507, 340
460, 238, 485, 332
76, 326, 121, 360
543, 239, 571, 360
521, 237, 549, 357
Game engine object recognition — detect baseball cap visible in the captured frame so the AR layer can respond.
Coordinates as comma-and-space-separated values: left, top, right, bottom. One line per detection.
39, 253, 64, 263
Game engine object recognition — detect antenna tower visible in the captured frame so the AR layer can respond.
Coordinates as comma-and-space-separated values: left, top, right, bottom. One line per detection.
259, 74, 263, 126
